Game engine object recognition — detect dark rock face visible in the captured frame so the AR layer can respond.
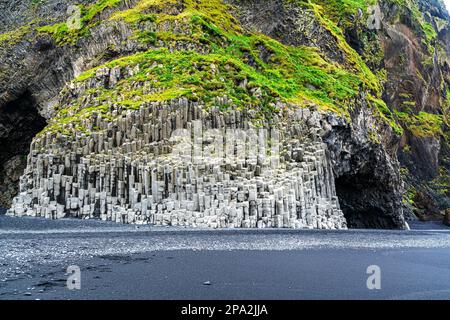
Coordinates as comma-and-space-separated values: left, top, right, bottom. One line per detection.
228, 0, 408, 228
0, 0, 81, 110
444, 209, 450, 226
0, 0, 131, 114
0, 92, 46, 208
225, 0, 346, 64
338, 0, 450, 223
323, 104, 405, 229
413, 190, 442, 220
381, 16, 443, 179
380, 0, 450, 219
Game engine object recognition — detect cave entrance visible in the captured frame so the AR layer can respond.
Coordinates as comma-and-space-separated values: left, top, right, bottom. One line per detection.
0, 91, 46, 210
335, 173, 400, 229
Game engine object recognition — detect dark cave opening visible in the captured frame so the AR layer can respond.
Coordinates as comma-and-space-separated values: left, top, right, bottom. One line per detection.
0, 91, 46, 211
335, 174, 399, 229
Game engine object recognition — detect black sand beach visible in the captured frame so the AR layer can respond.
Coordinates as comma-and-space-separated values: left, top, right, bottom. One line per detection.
1, 216, 450, 300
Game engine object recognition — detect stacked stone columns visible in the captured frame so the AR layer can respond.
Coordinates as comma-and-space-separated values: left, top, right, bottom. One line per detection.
9, 98, 347, 229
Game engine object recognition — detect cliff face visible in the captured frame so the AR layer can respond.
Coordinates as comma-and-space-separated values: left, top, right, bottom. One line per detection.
0, 0, 448, 229
343, 0, 450, 221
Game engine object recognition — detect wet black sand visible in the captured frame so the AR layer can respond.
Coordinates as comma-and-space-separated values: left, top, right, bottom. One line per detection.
1, 216, 449, 300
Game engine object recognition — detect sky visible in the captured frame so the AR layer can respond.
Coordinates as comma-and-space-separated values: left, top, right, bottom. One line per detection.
445, 0, 450, 12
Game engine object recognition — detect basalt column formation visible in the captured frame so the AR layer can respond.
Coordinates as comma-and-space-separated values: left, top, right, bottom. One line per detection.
8, 68, 347, 229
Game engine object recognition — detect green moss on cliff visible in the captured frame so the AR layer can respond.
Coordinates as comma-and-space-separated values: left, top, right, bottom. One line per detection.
72, 42, 360, 118
445, 90, 450, 127
29, 0, 418, 137
370, 96, 404, 135
73, 0, 367, 119
311, 0, 376, 28
395, 110, 443, 138
297, 0, 381, 94
304, 0, 444, 139
0, 26, 30, 46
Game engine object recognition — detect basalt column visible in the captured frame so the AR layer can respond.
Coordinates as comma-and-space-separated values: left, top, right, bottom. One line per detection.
8, 98, 347, 229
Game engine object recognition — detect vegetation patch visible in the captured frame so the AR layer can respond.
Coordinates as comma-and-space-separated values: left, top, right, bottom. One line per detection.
37, 0, 122, 45
395, 110, 443, 138
0, 26, 31, 46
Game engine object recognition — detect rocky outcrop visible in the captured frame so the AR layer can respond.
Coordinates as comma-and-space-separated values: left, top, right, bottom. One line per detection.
343, 0, 450, 220
0, 91, 46, 208
0, 0, 447, 229
444, 208, 450, 226
228, 0, 409, 228
325, 103, 405, 229
8, 91, 348, 228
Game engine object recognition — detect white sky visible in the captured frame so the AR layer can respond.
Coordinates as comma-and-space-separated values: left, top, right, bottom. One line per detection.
445, 0, 450, 12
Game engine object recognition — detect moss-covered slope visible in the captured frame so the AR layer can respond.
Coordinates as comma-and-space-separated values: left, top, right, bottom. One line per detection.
30, 0, 401, 136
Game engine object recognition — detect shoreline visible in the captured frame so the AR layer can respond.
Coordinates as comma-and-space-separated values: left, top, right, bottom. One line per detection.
1, 216, 450, 300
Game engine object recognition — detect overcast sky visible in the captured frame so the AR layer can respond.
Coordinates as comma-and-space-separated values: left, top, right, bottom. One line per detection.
445, 0, 450, 12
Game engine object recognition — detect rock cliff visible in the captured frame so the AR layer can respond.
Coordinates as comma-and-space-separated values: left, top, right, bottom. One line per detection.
0, 0, 448, 229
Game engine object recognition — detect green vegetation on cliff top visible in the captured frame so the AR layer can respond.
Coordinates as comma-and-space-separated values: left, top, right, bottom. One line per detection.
6, 0, 446, 137
37, 0, 122, 45
43, 0, 395, 133
310, 0, 376, 27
